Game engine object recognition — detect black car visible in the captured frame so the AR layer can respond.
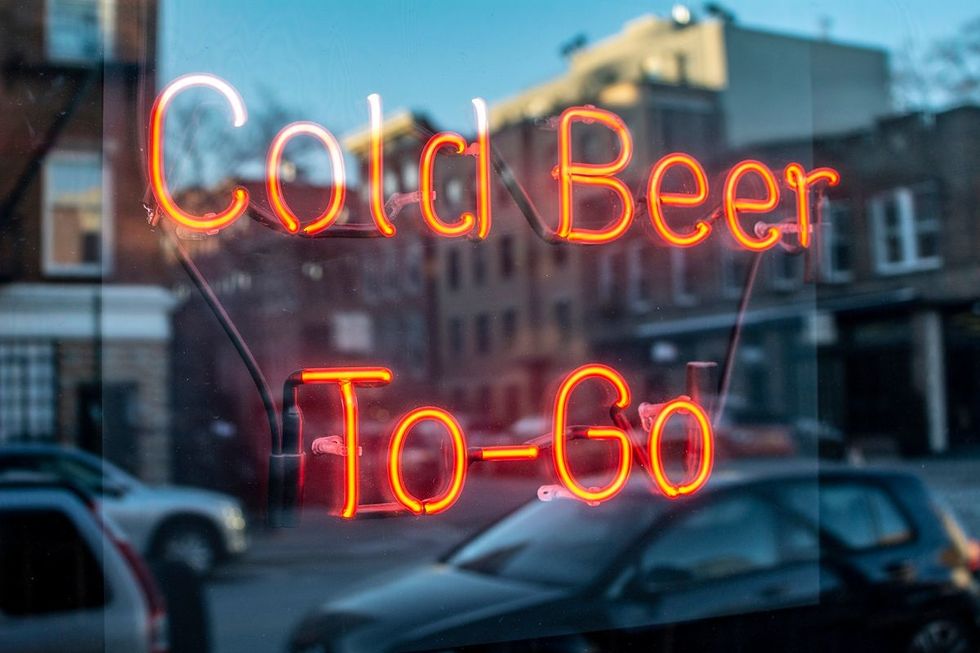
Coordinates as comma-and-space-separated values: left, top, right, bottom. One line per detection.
288, 464, 980, 653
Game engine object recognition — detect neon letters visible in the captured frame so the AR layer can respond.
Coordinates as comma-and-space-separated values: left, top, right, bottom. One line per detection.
149, 74, 840, 247
295, 365, 713, 519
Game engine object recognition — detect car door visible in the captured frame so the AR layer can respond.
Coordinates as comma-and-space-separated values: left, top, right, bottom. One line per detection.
0, 493, 147, 653
603, 489, 827, 652
791, 479, 924, 647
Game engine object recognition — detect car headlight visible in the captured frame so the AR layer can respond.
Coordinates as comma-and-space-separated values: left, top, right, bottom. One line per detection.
221, 504, 246, 531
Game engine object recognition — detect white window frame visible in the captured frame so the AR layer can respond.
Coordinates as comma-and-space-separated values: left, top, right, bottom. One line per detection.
871, 186, 942, 275
819, 197, 854, 284
42, 150, 112, 278
45, 0, 116, 63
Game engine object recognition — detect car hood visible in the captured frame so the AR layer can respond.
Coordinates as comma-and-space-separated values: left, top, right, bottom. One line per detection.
291, 564, 570, 652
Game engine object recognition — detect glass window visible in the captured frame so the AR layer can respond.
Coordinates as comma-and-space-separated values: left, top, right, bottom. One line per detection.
0, 509, 106, 615
448, 317, 464, 356
626, 241, 651, 309
43, 152, 108, 277
502, 308, 518, 347
670, 248, 697, 306
780, 482, 913, 549
471, 243, 486, 286
46, 0, 110, 63
871, 184, 942, 274
446, 248, 461, 291
474, 313, 491, 354
499, 235, 515, 279
638, 496, 782, 586
448, 496, 659, 588
820, 198, 854, 282
0, 343, 56, 442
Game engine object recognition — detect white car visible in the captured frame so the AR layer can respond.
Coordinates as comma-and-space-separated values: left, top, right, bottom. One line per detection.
0, 475, 168, 653
0, 445, 248, 575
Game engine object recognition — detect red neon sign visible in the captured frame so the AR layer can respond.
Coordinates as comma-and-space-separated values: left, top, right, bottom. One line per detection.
552, 364, 632, 504
266, 121, 346, 235
291, 364, 713, 518
388, 407, 468, 515
151, 74, 841, 247
647, 153, 712, 247
556, 106, 635, 244
647, 398, 714, 499
148, 74, 249, 232
297, 368, 392, 518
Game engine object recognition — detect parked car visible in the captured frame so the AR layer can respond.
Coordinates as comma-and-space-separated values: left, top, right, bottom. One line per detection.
0, 474, 168, 653
288, 464, 980, 653
0, 445, 248, 575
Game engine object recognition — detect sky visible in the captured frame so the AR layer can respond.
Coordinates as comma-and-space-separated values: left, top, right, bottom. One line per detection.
160, 0, 978, 148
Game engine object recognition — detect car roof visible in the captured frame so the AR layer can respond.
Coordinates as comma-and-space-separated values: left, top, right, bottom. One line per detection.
0, 443, 84, 456
0, 470, 96, 507
615, 459, 916, 498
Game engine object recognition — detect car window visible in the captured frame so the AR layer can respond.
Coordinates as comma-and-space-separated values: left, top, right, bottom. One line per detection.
0, 508, 106, 615
637, 494, 809, 587
447, 495, 661, 588
780, 482, 913, 549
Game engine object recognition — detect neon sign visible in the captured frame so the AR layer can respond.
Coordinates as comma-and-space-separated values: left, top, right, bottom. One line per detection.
148, 74, 840, 247
150, 74, 841, 521
289, 365, 712, 518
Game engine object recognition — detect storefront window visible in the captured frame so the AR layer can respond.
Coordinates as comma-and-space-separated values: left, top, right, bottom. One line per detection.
3, 2, 980, 652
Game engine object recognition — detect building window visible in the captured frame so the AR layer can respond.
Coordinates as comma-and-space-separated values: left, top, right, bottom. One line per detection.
46, 0, 112, 63
554, 300, 573, 331
671, 248, 697, 305
820, 198, 854, 283
448, 318, 464, 356
401, 160, 418, 189
384, 168, 399, 195
598, 248, 620, 304
446, 248, 461, 291
502, 308, 518, 347
871, 184, 942, 275
475, 314, 491, 355
445, 177, 464, 207
403, 240, 424, 295
626, 241, 651, 310
472, 244, 487, 286
0, 342, 56, 442
499, 235, 515, 279
769, 250, 802, 291
43, 151, 109, 277
721, 244, 750, 299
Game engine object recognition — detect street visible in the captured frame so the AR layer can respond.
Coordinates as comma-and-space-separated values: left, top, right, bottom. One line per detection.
206, 461, 980, 653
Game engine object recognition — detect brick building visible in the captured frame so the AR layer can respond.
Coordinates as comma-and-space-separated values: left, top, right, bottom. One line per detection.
0, 0, 175, 481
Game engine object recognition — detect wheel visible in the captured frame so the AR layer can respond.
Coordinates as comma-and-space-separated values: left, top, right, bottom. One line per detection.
152, 520, 220, 576
908, 619, 975, 653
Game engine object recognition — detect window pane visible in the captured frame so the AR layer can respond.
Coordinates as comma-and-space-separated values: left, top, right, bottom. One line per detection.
45, 155, 104, 273
639, 496, 780, 584
47, 0, 102, 62
0, 509, 106, 615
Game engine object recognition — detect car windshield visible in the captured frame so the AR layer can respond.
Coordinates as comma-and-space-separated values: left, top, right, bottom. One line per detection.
446, 492, 662, 588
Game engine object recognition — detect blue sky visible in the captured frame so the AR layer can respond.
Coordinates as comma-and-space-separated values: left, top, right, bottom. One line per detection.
160, 0, 977, 138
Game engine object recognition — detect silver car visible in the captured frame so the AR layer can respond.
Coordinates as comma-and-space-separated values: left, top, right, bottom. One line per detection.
0, 445, 247, 575
0, 477, 167, 653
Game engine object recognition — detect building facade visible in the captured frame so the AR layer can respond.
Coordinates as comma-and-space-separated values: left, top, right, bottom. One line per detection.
0, 0, 175, 481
